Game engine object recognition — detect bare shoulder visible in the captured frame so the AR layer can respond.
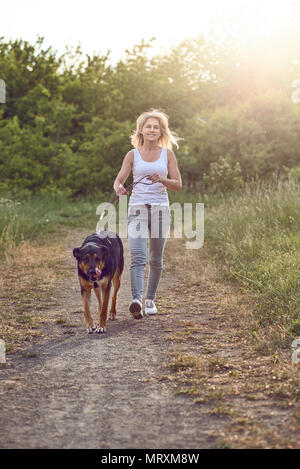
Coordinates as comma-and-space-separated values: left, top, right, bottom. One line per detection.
123, 149, 134, 165
125, 149, 134, 159
167, 148, 178, 164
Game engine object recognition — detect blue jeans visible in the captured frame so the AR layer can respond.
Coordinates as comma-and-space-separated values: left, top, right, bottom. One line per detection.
127, 204, 171, 301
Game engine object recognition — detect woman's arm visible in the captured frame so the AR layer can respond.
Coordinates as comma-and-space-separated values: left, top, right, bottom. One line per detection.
113, 150, 134, 195
147, 149, 182, 192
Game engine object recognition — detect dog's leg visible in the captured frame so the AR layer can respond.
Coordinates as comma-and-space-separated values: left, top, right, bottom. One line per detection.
96, 280, 110, 333
81, 286, 93, 333
109, 268, 121, 321
93, 285, 102, 329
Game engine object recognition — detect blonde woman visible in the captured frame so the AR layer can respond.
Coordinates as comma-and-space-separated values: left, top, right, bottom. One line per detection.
113, 110, 182, 318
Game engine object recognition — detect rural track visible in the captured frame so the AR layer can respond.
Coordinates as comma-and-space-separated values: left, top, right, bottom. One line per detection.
0, 230, 298, 449
0, 230, 225, 449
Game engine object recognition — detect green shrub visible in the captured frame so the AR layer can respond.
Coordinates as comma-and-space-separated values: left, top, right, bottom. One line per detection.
203, 155, 244, 194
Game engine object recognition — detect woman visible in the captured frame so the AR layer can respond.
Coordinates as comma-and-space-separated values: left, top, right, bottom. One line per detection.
113, 109, 182, 318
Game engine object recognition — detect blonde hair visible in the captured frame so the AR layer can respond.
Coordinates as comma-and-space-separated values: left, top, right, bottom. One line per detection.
131, 109, 182, 150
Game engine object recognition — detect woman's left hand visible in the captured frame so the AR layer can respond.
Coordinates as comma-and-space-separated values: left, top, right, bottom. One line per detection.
147, 173, 166, 185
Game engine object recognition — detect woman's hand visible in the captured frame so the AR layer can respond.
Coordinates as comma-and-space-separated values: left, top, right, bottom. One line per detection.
114, 183, 128, 196
146, 173, 166, 185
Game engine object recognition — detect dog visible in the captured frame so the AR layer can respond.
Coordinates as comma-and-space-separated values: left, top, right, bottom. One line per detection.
73, 231, 124, 333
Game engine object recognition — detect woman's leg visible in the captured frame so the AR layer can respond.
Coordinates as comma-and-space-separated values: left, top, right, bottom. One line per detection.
146, 206, 171, 301
128, 206, 149, 300
128, 235, 147, 300
145, 236, 168, 300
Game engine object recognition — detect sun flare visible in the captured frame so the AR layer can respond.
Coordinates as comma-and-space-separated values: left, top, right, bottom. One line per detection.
223, 0, 298, 47
1, 0, 299, 63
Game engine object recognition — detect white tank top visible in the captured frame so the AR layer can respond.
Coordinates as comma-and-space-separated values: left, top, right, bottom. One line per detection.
129, 148, 169, 206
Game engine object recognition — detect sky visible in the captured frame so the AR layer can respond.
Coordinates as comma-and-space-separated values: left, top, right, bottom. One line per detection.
1, 0, 300, 62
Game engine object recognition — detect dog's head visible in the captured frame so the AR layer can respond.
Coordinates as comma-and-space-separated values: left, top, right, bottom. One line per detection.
73, 242, 109, 282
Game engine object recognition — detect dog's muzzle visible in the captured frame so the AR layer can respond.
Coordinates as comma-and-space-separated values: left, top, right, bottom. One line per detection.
89, 267, 102, 281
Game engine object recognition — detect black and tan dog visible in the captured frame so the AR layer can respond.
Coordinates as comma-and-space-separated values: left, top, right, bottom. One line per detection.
73, 231, 124, 333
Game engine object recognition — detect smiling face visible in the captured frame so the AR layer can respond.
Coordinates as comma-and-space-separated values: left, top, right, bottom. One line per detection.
141, 117, 161, 144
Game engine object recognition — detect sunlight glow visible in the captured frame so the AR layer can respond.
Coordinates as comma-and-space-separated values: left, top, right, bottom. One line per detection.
221, 0, 298, 49
1, 0, 299, 62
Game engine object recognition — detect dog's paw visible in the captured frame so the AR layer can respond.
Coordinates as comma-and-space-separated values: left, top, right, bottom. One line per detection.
95, 325, 106, 334
87, 327, 94, 334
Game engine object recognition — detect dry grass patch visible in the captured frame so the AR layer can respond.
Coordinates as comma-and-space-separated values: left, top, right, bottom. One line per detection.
0, 238, 66, 352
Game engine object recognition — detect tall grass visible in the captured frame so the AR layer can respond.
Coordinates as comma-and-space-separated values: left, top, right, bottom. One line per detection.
203, 177, 300, 338
0, 194, 100, 255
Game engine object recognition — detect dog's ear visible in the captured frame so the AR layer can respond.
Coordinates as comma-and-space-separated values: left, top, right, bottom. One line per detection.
73, 247, 81, 259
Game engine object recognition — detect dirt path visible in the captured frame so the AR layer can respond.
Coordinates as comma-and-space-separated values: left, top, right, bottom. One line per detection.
0, 230, 219, 449
0, 230, 299, 449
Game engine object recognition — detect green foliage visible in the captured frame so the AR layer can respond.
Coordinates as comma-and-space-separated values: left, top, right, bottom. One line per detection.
178, 89, 300, 191
203, 156, 243, 194
0, 37, 61, 122
0, 34, 300, 197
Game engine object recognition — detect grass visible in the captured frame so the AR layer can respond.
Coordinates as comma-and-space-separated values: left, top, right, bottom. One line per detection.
169, 177, 300, 344
204, 178, 300, 344
0, 239, 66, 351
162, 239, 300, 447
0, 193, 102, 256
162, 187, 300, 447
167, 348, 200, 371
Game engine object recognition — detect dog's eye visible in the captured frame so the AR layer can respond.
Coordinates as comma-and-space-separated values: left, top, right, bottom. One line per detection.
83, 256, 89, 264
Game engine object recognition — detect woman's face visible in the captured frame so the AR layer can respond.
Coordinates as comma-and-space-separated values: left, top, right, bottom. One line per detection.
141, 117, 161, 144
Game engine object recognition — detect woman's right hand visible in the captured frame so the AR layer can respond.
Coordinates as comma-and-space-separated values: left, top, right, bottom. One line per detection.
114, 183, 128, 196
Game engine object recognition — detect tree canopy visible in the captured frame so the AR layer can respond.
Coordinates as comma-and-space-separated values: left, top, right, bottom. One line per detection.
0, 33, 299, 197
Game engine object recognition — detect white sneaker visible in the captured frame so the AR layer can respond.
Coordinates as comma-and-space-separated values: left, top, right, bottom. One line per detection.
129, 299, 143, 319
145, 299, 157, 315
